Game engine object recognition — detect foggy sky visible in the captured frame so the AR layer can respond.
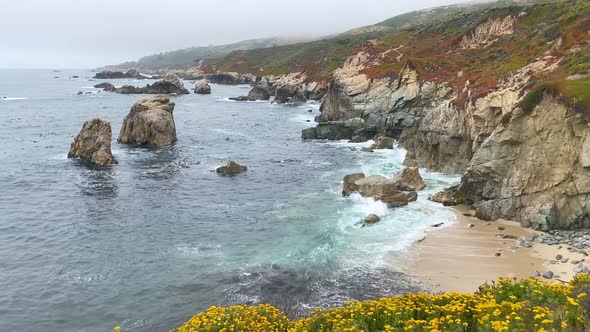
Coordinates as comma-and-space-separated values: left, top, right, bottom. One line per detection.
1, 0, 468, 69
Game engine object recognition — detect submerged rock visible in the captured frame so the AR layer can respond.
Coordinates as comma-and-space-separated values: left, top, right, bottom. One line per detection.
364, 214, 381, 225
118, 95, 177, 146
216, 161, 248, 175
68, 118, 116, 165
430, 185, 472, 206
229, 96, 250, 102
393, 167, 426, 191
342, 173, 366, 196
194, 80, 211, 94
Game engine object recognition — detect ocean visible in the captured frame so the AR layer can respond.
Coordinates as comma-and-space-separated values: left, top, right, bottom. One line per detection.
0, 69, 460, 331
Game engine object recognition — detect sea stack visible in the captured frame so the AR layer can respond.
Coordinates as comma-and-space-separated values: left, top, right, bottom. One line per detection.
118, 95, 177, 146
194, 80, 211, 94
68, 118, 116, 165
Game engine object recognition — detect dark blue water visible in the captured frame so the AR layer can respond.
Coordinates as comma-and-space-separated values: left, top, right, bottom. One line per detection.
0, 69, 460, 331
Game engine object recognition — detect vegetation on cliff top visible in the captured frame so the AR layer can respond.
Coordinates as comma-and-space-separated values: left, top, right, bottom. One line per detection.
170, 274, 590, 332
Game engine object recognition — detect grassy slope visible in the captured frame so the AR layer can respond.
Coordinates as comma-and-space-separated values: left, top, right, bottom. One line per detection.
213, 0, 572, 81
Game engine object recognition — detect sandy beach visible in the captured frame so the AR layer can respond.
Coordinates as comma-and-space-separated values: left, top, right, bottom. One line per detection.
406, 205, 588, 293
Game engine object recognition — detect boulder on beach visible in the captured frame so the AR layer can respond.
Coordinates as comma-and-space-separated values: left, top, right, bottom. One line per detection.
364, 214, 381, 225
216, 161, 248, 175
370, 136, 394, 150
118, 95, 177, 146
393, 167, 426, 191
93, 82, 115, 92
68, 118, 116, 165
430, 185, 472, 206
194, 80, 211, 94
342, 173, 366, 196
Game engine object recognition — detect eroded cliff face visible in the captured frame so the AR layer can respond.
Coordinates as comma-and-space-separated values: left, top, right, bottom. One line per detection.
460, 95, 590, 230
305, 39, 587, 228
308, 41, 562, 173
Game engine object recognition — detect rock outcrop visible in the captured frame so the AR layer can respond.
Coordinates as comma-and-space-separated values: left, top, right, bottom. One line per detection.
68, 119, 116, 165
370, 136, 394, 150
344, 174, 417, 207
459, 95, 590, 230
248, 86, 270, 101
393, 167, 426, 191
216, 161, 248, 175
364, 214, 381, 225
114, 73, 189, 95
118, 95, 177, 146
194, 80, 211, 94
343, 173, 366, 196
430, 185, 471, 206
94, 82, 115, 92
459, 16, 515, 49
94, 69, 147, 79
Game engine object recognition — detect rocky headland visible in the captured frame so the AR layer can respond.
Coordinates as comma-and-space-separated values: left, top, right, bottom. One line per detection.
300, 4, 590, 231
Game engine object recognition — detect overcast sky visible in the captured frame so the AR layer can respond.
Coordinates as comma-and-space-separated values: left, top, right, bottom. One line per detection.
1, 0, 468, 69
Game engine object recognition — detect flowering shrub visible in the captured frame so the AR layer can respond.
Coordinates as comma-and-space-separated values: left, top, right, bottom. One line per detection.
171, 275, 590, 332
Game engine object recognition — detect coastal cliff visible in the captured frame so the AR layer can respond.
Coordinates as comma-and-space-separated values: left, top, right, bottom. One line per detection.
302, 1, 590, 229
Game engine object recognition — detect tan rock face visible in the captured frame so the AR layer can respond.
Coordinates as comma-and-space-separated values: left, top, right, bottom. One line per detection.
370, 136, 394, 150
118, 95, 177, 146
342, 173, 366, 196
354, 175, 417, 206
430, 185, 471, 206
460, 95, 590, 229
68, 119, 116, 165
393, 167, 426, 191
363, 214, 381, 225
459, 16, 515, 49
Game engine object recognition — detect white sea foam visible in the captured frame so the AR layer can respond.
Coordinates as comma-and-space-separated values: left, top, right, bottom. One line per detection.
1, 97, 28, 101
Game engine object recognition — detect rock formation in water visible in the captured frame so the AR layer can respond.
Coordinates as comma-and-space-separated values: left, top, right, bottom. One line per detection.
364, 214, 381, 225
194, 80, 211, 94
343, 173, 366, 196
68, 118, 116, 165
118, 95, 177, 146
113, 73, 190, 95
393, 167, 426, 191
216, 161, 248, 175
93, 82, 116, 92
370, 136, 394, 150
343, 174, 417, 207
94, 69, 147, 79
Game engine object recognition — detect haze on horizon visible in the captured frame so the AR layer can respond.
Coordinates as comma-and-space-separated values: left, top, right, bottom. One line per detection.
1, 0, 471, 69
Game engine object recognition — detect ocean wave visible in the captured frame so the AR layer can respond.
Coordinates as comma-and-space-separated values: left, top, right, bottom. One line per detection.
1, 97, 28, 101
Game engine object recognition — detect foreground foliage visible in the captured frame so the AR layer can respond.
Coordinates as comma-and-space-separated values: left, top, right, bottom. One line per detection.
171, 274, 590, 332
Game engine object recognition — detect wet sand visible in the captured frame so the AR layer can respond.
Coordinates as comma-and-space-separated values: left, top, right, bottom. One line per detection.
406, 205, 587, 293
